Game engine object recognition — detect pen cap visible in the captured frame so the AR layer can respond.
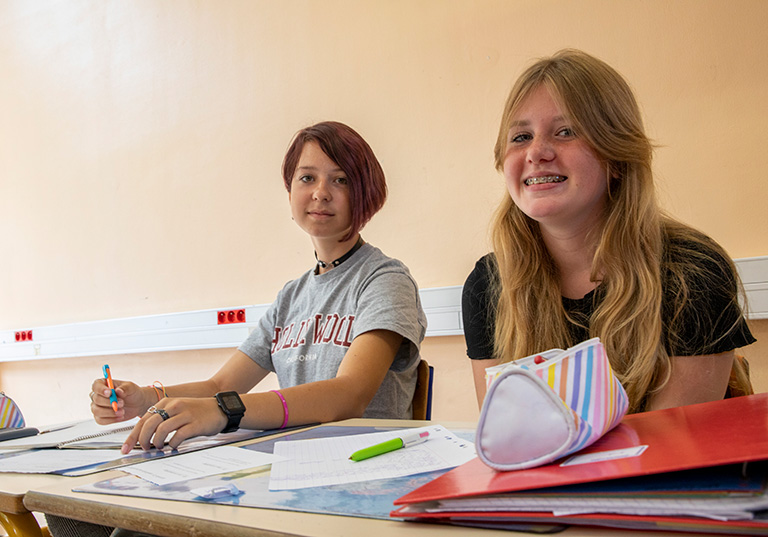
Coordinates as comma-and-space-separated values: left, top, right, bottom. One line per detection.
401, 430, 429, 446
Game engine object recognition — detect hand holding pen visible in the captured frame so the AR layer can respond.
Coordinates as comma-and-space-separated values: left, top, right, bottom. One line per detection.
89, 366, 146, 424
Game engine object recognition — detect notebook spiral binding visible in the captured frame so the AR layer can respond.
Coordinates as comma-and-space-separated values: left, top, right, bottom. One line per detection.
56, 424, 136, 448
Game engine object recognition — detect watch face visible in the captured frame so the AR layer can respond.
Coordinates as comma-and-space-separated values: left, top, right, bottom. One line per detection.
220, 393, 245, 413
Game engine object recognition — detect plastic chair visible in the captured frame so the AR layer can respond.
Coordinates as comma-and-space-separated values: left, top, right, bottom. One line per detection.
412, 359, 434, 420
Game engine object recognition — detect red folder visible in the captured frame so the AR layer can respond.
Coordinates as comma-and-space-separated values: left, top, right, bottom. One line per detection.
393, 393, 768, 507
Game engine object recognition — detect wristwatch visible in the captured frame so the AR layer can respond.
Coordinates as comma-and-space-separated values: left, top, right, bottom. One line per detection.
214, 391, 246, 433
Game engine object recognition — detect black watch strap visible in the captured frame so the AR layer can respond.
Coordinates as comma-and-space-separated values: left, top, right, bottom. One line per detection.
215, 391, 245, 433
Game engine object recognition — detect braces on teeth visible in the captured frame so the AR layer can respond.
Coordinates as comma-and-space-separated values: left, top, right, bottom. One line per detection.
525, 175, 567, 185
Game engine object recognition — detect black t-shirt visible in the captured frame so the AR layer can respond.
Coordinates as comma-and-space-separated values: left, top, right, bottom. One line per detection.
462, 238, 756, 360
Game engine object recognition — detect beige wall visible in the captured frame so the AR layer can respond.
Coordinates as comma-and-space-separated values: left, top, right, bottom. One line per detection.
1, 1, 767, 426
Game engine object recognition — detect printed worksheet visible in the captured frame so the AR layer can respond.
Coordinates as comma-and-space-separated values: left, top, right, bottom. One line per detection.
0, 449, 127, 473
269, 424, 476, 490
122, 446, 285, 486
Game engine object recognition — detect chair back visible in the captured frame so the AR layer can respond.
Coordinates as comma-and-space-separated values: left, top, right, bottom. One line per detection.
726, 355, 754, 399
412, 359, 434, 420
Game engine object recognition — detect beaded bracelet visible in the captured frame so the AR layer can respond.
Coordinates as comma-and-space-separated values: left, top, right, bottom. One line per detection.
149, 381, 167, 402
271, 390, 289, 429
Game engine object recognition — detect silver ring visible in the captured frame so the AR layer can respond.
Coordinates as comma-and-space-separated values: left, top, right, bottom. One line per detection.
147, 406, 170, 421
89, 391, 95, 401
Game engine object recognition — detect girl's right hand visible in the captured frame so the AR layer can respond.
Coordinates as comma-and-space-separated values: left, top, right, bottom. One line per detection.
90, 379, 151, 424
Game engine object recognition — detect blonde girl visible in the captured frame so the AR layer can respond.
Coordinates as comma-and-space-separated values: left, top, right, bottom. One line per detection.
463, 50, 754, 413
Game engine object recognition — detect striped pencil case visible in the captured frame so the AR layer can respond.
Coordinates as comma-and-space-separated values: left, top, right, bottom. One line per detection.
0, 392, 26, 429
476, 337, 628, 471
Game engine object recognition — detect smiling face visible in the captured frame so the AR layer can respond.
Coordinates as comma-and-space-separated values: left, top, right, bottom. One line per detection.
502, 85, 609, 233
289, 141, 353, 245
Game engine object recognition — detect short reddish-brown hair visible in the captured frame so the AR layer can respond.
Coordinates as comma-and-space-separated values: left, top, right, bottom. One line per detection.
282, 121, 387, 241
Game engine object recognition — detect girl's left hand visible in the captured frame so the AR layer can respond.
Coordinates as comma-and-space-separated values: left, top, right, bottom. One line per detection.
121, 397, 227, 454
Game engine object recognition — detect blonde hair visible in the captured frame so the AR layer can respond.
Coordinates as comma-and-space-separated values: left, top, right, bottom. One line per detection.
490, 49, 744, 412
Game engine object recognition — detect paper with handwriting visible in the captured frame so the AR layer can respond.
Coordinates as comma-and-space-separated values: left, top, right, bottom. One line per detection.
269, 424, 475, 490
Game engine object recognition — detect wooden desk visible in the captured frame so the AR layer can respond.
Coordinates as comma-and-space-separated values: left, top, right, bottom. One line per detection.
0, 424, 311, 537
16, 419, 729, 537
0, 472, 59, 536
22, 477, 700, 537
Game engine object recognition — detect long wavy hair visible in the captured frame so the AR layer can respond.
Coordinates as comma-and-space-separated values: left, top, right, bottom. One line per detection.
489, 49, 745, 412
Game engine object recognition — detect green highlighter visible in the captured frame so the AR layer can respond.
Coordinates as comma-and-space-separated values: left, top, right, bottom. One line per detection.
349, 430, 430, 462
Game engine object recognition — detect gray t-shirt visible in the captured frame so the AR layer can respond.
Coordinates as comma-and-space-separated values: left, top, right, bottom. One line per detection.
238, 243, 427, 419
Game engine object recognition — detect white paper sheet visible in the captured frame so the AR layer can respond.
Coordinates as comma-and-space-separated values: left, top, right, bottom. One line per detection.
121, 445, 284, 486
269, 425, 476, 490
435, 489, 768, 521
0, 449, 129, 473
560, 445, 648, 467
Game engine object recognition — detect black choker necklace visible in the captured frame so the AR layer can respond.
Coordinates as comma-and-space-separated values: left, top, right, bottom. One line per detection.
315, 237, 364, 271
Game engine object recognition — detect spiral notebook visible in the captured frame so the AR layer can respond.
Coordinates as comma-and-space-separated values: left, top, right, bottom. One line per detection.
0, 418, 139, 450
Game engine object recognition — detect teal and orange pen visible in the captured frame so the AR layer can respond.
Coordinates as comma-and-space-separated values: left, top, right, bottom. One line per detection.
102, 364, 119, 412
